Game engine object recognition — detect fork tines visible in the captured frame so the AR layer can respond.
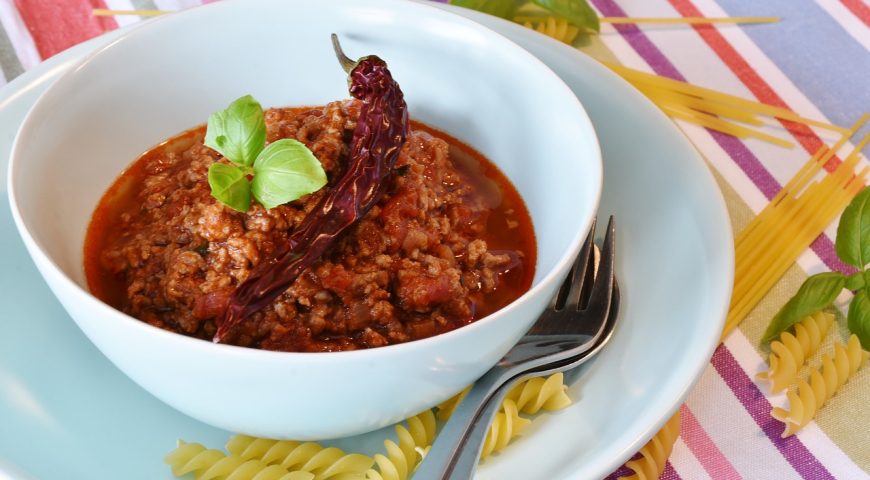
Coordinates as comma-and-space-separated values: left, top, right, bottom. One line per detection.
552, 216, 615, 313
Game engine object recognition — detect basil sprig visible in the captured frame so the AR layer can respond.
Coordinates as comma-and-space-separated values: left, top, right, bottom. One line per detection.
764, 187, 870, 349
204, 95, 327, 212
532, 0, 600, 32
449, 0, 600, 33
450, 0, 518, 20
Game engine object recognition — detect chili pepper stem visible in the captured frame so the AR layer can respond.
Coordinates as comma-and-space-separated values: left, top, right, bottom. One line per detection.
331, 34, 357, 73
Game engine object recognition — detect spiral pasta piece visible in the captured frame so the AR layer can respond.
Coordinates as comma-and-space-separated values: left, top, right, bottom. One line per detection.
435, 386, 470, 421
165, 441, 225, 477
225, 436, 373, 479
520, 17, 581, 44
504, 372, 572, 415
772, 335, 869, 437
757, 311, 834, 393
480, 398, 532, 459
619, 409, 682, 480
164, 441, 315, 480
437, 373, 571, 421
366, 410, 437, 480
170, 374, 573, 479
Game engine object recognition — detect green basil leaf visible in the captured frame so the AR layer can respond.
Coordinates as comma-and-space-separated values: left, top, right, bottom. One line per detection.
449, 0, 518, 20
835, 187, 870, 268
533, 0, 600, 32
251, 139, 327, 210
204, 94, 266, 167
845, 271, 866, 291
762, 271, 845, 342
848, 289, 870, 350
208, 163, 251, 212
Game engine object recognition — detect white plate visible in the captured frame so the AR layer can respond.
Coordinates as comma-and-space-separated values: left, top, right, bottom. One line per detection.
0, 7, 732, 480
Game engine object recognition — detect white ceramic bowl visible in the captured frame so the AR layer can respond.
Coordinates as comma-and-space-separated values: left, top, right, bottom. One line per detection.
7, 0, 600, 439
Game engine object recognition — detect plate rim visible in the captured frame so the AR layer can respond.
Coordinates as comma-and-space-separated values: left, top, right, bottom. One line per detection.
0, 8, 734, 480
440, 8, 733, 478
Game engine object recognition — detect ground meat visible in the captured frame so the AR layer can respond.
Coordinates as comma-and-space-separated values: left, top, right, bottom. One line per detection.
86, 101, 534, 352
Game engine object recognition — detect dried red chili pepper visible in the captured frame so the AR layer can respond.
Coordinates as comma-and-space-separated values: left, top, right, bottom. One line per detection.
214, 36, 409, 343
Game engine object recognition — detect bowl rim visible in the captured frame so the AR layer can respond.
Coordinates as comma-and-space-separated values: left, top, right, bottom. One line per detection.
6, 0, 602, 361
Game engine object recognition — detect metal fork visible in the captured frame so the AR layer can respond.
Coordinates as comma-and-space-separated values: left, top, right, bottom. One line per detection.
414, 217, 618, 479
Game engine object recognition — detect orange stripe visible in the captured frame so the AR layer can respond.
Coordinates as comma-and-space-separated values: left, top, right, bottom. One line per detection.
841, 0, 870, 28
667, 0, 841, 172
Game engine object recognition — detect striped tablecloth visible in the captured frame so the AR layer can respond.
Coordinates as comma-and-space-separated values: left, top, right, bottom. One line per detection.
0, 1, 868, 479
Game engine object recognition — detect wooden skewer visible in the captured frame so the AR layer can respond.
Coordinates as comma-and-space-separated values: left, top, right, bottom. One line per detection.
600, 16, 780, 25
92, 9, 165, 17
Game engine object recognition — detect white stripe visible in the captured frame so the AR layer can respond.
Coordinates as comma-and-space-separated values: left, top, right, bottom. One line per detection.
604, 0, 867, 279
0, 0, 41, 70
153, 0, 205, 11
668, 118, 771, 214
687, 0, 870, 210
687, 0, 868, 280
724, 332, 870, 479
103, 0, 141, 28
591, 1, 852, 327
591, 1, 834, 219
815, 0, 870, 52
669, 437, 714, 480
685, 345, 802, 480
590, 4, 778, 219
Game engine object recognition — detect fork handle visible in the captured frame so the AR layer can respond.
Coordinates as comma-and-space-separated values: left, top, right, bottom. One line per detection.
413, 367, 512, 479
441, 378, 518, 479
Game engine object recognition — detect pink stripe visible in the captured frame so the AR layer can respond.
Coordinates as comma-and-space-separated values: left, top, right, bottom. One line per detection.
680, 405, 743, 479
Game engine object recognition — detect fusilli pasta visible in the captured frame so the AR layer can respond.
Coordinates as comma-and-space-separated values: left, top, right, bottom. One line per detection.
365, 410, 437, 480
520, 17, 581, 44
433, 373, 571, 461
619, 409, 682, 480
504, 372, 572, 415
435, 386, 470, 421
772, 334, 869, 437
480, 398, 532, 459
225, 436, 373, 479
756, 311, 834, 393
164, 440, 316, 480
168, 374, 574, 479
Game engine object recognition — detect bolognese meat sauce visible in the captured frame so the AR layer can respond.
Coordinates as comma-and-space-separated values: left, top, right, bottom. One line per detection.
84, 101, 535, 352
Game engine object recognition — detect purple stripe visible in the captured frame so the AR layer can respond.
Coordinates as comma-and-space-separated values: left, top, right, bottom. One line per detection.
711, 345, 835, 480
603, 458, 682, 479
661, 462, 682, 480
589, 0, 852, 275
604, 455, 639, 479
810, 234, 856, 275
